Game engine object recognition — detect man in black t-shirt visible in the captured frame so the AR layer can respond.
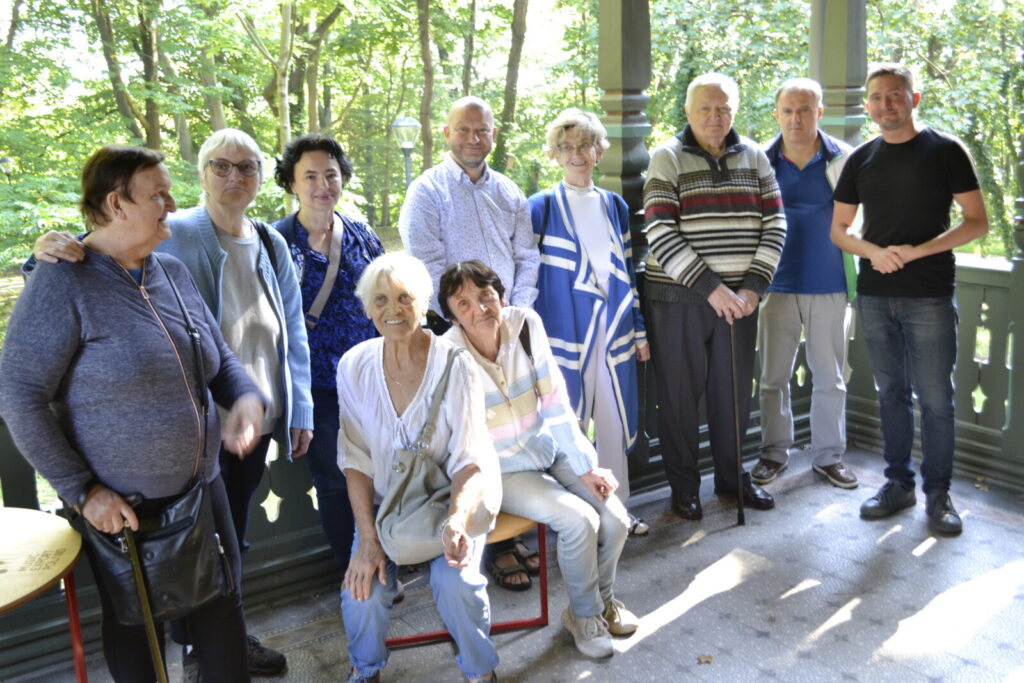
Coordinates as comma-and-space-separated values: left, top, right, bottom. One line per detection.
831, 63, 988, 536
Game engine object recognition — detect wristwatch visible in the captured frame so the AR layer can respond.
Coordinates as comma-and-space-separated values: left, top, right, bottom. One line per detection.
73, 478, 100, 515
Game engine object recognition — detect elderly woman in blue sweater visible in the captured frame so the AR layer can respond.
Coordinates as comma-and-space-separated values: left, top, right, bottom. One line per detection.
30, 129, 313, 676
528, 109, 650, 534
1, 145, 265, 681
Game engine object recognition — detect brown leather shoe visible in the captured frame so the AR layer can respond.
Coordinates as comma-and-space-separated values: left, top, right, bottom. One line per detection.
750, 458, 787, 484
671, 492, 703, 520
813, 462, 859, 489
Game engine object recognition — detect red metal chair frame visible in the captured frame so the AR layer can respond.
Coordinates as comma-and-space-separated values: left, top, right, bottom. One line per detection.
385, 521, 549, 649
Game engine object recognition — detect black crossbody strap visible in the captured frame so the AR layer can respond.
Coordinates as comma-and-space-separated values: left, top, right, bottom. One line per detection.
154, 255, 210, 487
253, 221, 277, 268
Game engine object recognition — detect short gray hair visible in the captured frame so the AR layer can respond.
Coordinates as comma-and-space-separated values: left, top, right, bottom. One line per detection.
544, 108, 610, 160
685, 72, 740, 112
774, 77, 823, 107
197, 129, 264, 201
355, 253, 434, 316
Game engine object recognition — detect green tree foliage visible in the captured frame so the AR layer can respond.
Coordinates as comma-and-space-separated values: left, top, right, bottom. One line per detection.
0, 0, 1020, 269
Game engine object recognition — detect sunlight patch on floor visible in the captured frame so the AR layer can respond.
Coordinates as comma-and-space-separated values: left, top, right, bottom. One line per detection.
680, 528, 707, 548
779, 578, 822, 601
875, 559, 1024, 660
616, 548, 770, 654
812, 503, 844, 522
876, 524, 903, 544
911, 537, 937, 557
803, 597, 862, 645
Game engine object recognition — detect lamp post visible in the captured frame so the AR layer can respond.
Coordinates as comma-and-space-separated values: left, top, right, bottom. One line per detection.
391, 116, 421, 188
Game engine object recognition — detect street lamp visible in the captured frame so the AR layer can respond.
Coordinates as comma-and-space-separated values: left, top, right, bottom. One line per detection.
391, 116, 421, 188
0, 157, 12, 183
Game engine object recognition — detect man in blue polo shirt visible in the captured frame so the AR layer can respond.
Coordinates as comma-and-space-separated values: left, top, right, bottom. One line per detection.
752, 78, 859, 490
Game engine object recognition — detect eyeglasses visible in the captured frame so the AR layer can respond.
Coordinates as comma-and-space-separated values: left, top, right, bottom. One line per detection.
206, 158, 261, 177
556, 142, 595, 155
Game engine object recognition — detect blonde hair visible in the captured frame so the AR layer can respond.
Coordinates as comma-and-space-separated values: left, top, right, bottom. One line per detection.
355, 253, 433, 317
543, 108, 610, 159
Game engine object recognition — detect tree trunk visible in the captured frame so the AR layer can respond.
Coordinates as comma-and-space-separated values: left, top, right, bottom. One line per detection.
198, 47, 227, 130
88, 0, 145, 141
417, 0, 434, 171
4, 0, 23, 50
461, 0, 475, 96
320, 63, 333, 131
276, 2, 294, 157
0, 0, 26, 103
304, 5, 343, 133
157, 48, 195, 163
137, 0, 161, 150
491, 0, 528, 173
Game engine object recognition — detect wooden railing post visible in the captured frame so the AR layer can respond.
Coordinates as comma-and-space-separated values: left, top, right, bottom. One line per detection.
596, 0, 651, 219
809, 0, 867, 145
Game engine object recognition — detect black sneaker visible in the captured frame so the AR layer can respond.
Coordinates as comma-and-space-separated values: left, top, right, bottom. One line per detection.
860, 480, 916, 519
247, 634, 286, 676
926, 491, 963, 535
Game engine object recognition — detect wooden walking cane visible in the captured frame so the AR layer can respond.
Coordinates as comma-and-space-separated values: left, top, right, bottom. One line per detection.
730, 322, 746, 526
122, 527, 169, 683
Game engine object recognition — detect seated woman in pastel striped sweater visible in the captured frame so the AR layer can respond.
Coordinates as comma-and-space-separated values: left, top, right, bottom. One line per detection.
439, 260, 639, 660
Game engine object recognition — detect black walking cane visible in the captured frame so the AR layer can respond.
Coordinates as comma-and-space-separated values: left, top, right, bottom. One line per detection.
730, 322, 746, 527
123, 527, 169, 683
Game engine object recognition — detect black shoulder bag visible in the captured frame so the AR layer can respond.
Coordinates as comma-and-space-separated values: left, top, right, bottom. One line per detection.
70, 256, 233, 626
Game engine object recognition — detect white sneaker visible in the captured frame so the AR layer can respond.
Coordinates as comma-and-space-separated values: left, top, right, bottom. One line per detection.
603, 597, 639, 636
562, 607, 614, 658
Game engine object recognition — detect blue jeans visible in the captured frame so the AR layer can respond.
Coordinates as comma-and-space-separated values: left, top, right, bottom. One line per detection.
500, 455, 628, 618
306, 387, 355, 572
856, 295, 958, 494
341, 529, 498, 679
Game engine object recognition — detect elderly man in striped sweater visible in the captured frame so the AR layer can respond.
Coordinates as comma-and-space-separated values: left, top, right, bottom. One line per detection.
643, 72, 787, 521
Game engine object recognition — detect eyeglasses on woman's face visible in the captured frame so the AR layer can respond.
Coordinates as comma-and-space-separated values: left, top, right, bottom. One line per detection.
556, 142, 596, 156
206, 158, 261, 177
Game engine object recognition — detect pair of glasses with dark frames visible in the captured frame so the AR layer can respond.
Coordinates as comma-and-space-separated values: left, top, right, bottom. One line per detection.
206, 158, 261, 177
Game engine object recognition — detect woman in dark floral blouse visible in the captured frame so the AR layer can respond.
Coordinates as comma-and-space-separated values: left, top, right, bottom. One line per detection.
274, 134, 384, 572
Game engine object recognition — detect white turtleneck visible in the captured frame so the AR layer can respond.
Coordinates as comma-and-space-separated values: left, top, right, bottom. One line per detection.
562, 182, 612, 296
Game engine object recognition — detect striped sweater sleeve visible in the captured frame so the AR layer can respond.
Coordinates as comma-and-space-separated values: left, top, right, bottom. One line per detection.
741, 151, 787, 295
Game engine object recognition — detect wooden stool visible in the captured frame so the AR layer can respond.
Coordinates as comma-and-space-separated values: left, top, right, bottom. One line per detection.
0, 507, 88, 682
385, 513, 549, 648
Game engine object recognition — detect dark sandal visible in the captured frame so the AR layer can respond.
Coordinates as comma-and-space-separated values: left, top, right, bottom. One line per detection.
512, 538, 541, 576
488, 549, 532, 592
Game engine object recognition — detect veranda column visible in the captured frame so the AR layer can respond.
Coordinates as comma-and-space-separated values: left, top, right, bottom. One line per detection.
810, 0, 866, 145
1004, 133, 1024, 470
597, 0, 651, 218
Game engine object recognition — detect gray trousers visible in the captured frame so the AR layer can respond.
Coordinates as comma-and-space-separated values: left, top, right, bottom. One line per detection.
758, 292, 850, 467
646, 298, 757, 496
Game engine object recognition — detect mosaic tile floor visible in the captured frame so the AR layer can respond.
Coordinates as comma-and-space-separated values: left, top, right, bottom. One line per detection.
16, 447, 1024, 682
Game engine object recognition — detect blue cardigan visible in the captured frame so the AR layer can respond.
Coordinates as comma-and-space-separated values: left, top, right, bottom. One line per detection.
528, 185, 646, 453
163, 206, 314, 454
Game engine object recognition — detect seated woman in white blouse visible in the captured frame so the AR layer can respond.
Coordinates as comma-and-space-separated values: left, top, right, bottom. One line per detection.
439, 260, 638, 660
337, 253, 501, 683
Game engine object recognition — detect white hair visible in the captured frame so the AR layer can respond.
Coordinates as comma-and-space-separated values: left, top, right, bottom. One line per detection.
196, 129, 264, 202
685, 72, 740, 112
355, 253, 434, 316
